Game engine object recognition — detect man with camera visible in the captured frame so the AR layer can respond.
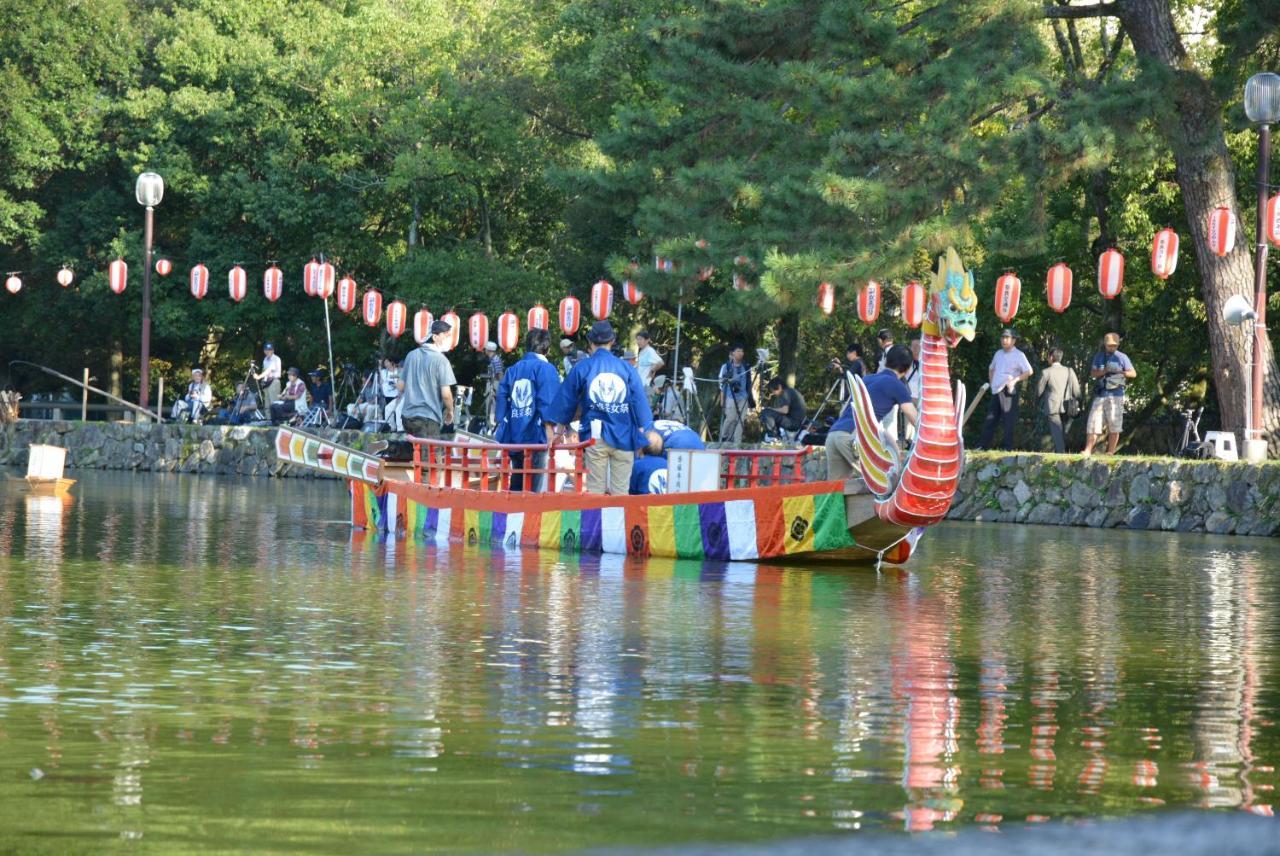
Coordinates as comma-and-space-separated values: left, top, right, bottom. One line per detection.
171, 368, 212, 423
401, 319, 457, 438
1083, 332, 1136, 457
718, 344, 754, 444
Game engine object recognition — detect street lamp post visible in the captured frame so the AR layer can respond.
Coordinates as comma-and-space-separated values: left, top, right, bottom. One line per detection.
1243, 73, 1280, 460
135, 172, 164, 415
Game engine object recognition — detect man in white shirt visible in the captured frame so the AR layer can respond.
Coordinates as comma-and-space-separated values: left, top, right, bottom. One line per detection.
977, 328, 1034, 450
634, 329, 665, 388
254, 342, 282, 407
171, 368, 212, 423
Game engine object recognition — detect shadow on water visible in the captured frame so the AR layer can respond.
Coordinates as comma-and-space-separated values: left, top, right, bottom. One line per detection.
0, 471, 1275, 854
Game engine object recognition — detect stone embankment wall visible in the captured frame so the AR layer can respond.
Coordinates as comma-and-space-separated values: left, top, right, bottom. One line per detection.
3, 421, 1277, 537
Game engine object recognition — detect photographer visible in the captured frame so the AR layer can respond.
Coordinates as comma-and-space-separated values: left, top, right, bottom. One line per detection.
717, 344, 754, 444
1083, 332, 1136, 457
831, 343, 865, 400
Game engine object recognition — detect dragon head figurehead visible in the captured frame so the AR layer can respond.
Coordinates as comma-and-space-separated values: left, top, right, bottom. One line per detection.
923, 246, 977, 346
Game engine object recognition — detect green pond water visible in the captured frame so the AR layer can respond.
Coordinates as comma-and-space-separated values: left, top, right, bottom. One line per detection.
0, 471, 1276, 854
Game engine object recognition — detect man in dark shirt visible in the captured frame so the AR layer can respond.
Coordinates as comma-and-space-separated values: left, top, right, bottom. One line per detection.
831, 343, 866, 401
759, 377, 807, 440
825, 345, 918, 481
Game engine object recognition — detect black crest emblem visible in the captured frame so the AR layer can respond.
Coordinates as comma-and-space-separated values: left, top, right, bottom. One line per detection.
789, 515, 810, 542
706, 522, 723, 547
562, 530, 577, 550
505, 531, 519, 548
467, 527, 478, 545
629, 525, 646, 554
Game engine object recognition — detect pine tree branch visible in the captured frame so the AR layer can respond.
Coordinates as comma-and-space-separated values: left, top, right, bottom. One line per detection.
1044, 2, 1119, 20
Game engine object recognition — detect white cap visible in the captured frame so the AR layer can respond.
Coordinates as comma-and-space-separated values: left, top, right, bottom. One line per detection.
485, 341, 497, 351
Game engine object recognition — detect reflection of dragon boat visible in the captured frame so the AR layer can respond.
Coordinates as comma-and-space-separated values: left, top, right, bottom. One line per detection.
276, 250, 977, 567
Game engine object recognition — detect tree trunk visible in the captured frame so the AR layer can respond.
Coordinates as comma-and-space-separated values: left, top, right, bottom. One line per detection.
1119, 0, 1280, 451
775, 313, 799, 388
477, 184, 494, 258
109, 339, 123, 400
409, 196, 420, 248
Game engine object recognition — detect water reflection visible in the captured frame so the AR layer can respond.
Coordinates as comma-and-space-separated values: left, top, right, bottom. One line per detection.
0, 473, 1275, 853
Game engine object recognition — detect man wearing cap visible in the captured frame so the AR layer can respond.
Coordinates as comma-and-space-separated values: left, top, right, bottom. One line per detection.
254, 343, 282, 407
560, 339, 585, 376
401, 319, 457, 438
977, 328, 1034, 451
549, 320, 654, 495
496, 328, 562, 491
1083, 332, 1136, 456
171, 368, 212, 423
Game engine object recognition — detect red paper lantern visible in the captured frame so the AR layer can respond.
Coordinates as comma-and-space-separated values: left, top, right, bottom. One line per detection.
1266, 193, 1280, 246
994, 272, 1021, 323
189, 264, 208, 299
108, 258, 128, 295
1150, 228, 1179, 280
1097, 249, 1124, 300
5, 275, 21, 294
1046, 262, 1073, 313
56, 268, 73, 288
469, 312, 490, 351
590, 279, 613, 320
263, 265, 283, 302
901, 280, 926, 328
733, 273, 751, 291
155, 258, 172, 276
857, 280, 880, 324
317, 262, 335, 299
497, 311, 520, 352
654, 256, 666, 271
440, 311, 461, 351
336, 276, 358, 313
817, 281, 835, 316
527, 304, 549, 330
1207, 206, 1237, 257
228, 265, 247, 302
413, 308, 434, 344
621, 280, 643, 305
698, 266, 714, 281
362, 289, 383, 327
386, 300, 406, 338
559, 296, 581, 335
303, 260, 320, 297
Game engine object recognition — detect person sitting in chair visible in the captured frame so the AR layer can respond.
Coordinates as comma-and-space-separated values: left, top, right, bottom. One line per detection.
271, 367, 308, 425
220, 382, 260, 425
171, 368, 212, 423
308, 370, 332, 412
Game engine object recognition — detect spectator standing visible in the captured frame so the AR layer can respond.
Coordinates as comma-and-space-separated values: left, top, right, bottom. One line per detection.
1037, 348, 1082, 454
560, 339, 585, 376
876, 329, 895, 371
760, 378, 807, 440
831, 343, 866, 402
254, 343, 282, 406
1083, 333, 1136, 456
171, 368, 212, 422
717, 344, 754, 444
496, 328, 562, 492
401, 319, 458, 438
903, 338, 923, 443
825, 345, 918, 480
634, 330, 665, 388
549, 321, 654, 495
977, 328, 1033, 451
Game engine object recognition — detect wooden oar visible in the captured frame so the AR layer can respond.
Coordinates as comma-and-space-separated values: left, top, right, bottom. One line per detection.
961, 383, 990, 428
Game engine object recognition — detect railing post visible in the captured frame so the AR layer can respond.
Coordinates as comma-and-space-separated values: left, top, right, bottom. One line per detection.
156, 375, 164, 423
81, 368, 89, 421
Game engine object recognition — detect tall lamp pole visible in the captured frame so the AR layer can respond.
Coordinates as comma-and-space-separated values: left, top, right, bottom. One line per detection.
135, 172, 165, 414
1244, 74, 1280, 460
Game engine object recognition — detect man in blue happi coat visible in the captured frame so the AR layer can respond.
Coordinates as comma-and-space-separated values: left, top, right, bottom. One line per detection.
549, 320, 654, 495
629, 455, 669, 495
646, 419, 706, 456
496, 327, 562, 492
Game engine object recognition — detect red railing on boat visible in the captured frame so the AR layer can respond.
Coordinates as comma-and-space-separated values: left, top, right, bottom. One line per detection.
407, 435, 812, 493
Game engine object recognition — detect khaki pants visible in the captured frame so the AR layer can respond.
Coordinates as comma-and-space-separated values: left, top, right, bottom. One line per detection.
720, 398, 747, 444
825, 430, 858, 481
585, 441, 633, 495
263, 378, 281, 407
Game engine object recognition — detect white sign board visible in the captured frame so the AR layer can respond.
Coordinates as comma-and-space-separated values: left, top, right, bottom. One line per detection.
667, 449, 720, 493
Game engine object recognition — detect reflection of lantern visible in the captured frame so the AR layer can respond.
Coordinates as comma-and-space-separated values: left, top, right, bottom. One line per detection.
1046, 262, 1072, 313
1150, 228, 1179, 280
362, 289, 383, 326
303, 259, 320, 297
386, 300, 406, 338
817, 282, 835, 316
228, 265, 247, 302
109, 258, 128, 295
1265, 193, 1280, 246
57, 267, 73, 288
590, 279, 613, 319
621, 280, 643, 305
155, 258, 173, 276
469, 312, 490, 351
1097, 249, 1124, 300
336, 276, 358, 313
994, 272, 1021, 323
733, 273, 750, 291
857, 280, 880, 324
698, 266, 714, 281
1207, 207, 1236, 257
497, 311, 520, 352
440, 311, 461, 351
317, 262, 335, 299
5, 275, 21, 294
190, 264, 208, 299
559, 296, 581, 334
654, 256, 666, 271
902, 280, 926, 328
694, 238, 709, 249
263, 265, 283, 302
733, 255, 751, 266
413, 309, 434, 344
527, 304, 549, 330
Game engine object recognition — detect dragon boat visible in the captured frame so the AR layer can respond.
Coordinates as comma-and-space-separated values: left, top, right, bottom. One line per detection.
276, 248, 978, 567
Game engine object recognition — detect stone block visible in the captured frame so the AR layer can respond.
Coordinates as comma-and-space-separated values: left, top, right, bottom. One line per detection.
1026, 502, 1062, 525
1013, 480, 1033, 506
997, 489, 1018, 512
1225, 480, 1252, 515
1128, 473, 1151, 504
1204, 511, 1234, 535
